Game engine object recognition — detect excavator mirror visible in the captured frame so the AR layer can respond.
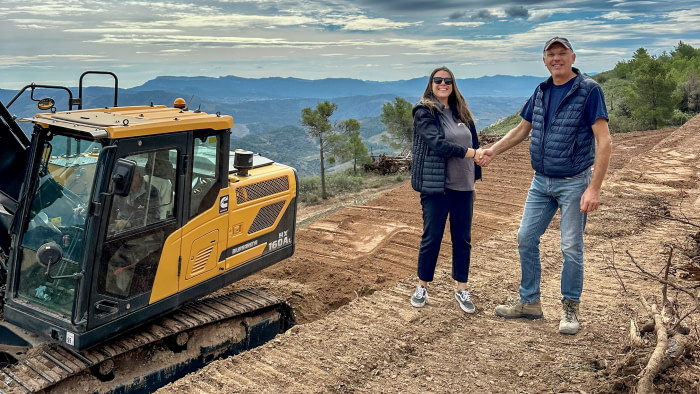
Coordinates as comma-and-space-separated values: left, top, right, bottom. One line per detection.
112, 159, 136, 196
37, 242, 63, 268
37, 241, 82, 280
37, 98, 55, 111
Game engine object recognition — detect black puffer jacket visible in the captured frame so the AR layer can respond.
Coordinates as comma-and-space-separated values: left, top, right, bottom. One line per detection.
410, 102, 481, 195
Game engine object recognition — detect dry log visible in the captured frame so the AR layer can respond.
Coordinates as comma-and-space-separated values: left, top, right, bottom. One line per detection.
635, 299, 692, 393
659, 335, 690, 372
637, 298, 669, 394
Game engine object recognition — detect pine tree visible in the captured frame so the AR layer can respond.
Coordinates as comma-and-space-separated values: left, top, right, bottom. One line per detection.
380, 97, 413, 156
341, 119, 370, 174
301, 101, 337, 199
624, 56, 680, 129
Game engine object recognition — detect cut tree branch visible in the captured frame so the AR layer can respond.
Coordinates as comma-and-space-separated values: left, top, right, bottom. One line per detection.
637, 297, 669, 394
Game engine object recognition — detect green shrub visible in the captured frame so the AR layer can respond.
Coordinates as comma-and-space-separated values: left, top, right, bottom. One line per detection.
299, 176, 321, 195
608, 114, 644, 133
304, 193, 320, 205
670, 109, 693, 126
297, 171, 406, 204
328, 173, 363, 193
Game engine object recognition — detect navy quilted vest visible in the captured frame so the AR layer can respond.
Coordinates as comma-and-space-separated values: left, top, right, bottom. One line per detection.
530, 69, 597, 177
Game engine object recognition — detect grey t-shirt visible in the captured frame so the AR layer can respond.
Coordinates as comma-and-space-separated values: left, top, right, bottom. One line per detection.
440, 108, 474, 192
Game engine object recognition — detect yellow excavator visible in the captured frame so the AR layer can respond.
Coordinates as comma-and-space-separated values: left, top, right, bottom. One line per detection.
0, 72, 297, 393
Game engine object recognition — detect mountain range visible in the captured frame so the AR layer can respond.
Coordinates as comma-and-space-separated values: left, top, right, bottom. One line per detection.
1, 74, 542, 176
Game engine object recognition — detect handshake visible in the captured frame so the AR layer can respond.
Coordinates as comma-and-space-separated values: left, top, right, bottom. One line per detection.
472, 148, 495, 167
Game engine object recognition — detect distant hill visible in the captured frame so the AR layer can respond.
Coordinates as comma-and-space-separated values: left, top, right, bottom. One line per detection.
129, 74, 541, 103
1, 74, 537, 176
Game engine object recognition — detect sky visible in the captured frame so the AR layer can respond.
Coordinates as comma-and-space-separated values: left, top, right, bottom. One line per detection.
1, 0, 699, 89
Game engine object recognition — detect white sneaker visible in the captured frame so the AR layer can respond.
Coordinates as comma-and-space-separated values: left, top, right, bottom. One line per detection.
410, 285, 428, 307
455, 289, 475, 313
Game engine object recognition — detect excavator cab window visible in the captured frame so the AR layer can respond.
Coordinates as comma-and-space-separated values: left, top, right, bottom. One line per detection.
16, 135, 101, 318
98, 149, 177, 298
190, 132, 221, 218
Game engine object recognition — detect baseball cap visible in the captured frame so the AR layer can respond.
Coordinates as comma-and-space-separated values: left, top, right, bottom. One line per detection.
544, 37, 573, 51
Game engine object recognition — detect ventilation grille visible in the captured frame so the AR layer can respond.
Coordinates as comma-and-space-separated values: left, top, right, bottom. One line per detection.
190, 246, 214, 276
249, 201, 285, 234
236, 176, 290, 204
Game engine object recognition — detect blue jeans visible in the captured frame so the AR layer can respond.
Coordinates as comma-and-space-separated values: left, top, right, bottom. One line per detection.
517, 170, 591, 303
417, 189, 474, 283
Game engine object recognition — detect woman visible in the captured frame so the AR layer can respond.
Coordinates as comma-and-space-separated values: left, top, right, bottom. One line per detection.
410, 66, 482, 313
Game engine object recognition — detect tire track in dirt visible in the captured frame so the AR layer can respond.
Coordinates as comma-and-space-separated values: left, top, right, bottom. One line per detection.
159, 122, 699, 393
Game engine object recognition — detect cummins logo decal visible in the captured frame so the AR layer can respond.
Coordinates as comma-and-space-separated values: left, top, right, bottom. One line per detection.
219, 195, 229, 214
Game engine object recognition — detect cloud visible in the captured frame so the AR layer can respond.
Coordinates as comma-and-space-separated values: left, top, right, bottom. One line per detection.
528, 11, 552, 22
161, 49, 192, 54
334, 0, 484, 13
440, 21, 485, 28
449, 11, 467, 20
505, 6, 529, 18
161, 14, 319, 29
0, 2, 100, 18
65, 28, 183, 34
334, 16, 421, 31
471, 10, 496, 20
600, 11, 633, 20
1, 0, 699, 88
0, 54, 107, 68
666, 8, 700, 24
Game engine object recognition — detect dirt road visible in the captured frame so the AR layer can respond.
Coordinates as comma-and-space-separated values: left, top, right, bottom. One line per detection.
161, 116, 700, 393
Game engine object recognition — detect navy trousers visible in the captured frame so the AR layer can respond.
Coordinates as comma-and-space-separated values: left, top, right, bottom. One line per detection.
417, 189, 474, 283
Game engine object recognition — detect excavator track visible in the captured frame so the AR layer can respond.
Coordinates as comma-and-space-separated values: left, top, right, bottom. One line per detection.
0, 288, 294, 394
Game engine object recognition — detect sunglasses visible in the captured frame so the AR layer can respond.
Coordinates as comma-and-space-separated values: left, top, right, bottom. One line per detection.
432, 77, 453, 85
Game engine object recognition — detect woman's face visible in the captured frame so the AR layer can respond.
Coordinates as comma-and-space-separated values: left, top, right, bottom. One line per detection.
431, 70, 453, 106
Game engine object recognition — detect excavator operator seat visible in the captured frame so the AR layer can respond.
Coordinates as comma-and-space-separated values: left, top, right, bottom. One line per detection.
145, 154, 175, 220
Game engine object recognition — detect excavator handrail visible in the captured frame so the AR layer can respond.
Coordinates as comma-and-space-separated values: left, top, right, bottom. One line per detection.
79, 71, 118, 109
5, 71, 119, 112
5, 83, 75, 110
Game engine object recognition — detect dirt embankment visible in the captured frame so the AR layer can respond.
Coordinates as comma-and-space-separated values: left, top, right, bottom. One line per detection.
161, 117, 700, 393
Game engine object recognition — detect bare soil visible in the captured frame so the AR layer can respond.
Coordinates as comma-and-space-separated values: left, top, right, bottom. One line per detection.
160, 117, 700, 393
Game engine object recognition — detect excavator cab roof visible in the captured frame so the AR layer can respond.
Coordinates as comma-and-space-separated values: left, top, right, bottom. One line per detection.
26, 105, 233, 140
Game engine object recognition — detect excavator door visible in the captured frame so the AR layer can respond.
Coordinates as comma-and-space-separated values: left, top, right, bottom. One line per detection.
0, 100, 30, 231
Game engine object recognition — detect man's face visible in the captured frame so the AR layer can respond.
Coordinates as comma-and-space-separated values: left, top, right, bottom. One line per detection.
543, 43, 576, 78
131, 171, 142, 192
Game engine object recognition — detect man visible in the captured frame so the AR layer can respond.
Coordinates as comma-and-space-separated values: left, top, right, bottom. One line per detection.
477, 37, 612, 335
106, 167, 161, 296
111, 168, 160, 232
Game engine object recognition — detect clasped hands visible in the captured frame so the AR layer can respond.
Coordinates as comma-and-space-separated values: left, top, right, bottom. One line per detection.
472, 148, 495, 167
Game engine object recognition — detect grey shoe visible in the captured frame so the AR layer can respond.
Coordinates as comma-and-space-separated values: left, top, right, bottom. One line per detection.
455, 289, 475, 313
410, 285, 428, 308
494, 299, 543, 320
559, 299, 580, 335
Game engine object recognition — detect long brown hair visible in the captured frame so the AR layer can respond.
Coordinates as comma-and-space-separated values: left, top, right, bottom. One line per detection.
420, 66, 474, 125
